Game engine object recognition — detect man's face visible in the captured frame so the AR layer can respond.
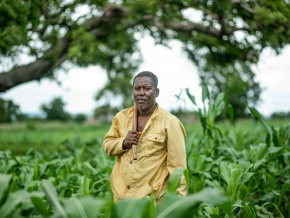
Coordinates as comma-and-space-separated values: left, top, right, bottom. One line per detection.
133, 76, 159, 112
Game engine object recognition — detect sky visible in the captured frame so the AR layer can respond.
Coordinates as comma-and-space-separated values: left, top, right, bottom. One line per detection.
1, 36, 290, 117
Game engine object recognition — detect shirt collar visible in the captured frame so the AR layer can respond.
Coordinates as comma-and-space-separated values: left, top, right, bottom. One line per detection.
149, 103, 159, 120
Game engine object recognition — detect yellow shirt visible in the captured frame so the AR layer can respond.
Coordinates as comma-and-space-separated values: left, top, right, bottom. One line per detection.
103, 104, 187, 202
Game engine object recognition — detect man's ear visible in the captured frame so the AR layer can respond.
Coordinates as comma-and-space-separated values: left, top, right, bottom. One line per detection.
155, 88, 160, 97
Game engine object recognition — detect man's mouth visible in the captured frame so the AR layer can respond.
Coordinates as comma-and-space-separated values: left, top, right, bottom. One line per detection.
137, 99, 146, 102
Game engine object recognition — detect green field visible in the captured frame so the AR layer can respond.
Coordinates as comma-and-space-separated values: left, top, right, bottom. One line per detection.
0, 118, 289, 154
0, 122, 111, 154
0, 111, 289, 217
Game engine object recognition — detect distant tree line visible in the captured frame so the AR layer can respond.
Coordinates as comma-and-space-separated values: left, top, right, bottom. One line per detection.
0, 97, 87, 123
1, 97, 289, 124
270, 111, 290, 120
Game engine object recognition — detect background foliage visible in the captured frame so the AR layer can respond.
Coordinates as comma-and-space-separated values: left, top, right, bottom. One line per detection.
1, 0, 290, 117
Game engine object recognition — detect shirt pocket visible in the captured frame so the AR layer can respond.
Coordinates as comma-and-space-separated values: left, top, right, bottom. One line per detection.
144, 130, 167, 156
147, 131, 166, 143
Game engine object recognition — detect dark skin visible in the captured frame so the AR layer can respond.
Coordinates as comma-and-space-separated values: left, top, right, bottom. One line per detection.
123, 76, 159, 150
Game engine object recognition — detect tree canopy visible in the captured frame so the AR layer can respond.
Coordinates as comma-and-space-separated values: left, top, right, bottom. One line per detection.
41, 97, 71, 121
0, 0, 289, 117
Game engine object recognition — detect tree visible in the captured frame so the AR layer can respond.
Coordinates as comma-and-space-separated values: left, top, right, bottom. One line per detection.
0, 1, 289, 115
41, 97, 71, 121
199, 62, 261, 118
74, 113, 87, 123
94, 69, 135, 115
0, 98, 25, 123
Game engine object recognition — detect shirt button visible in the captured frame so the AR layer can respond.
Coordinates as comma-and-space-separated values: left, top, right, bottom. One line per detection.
127, 185, 130, 189
130, 161, 133, 164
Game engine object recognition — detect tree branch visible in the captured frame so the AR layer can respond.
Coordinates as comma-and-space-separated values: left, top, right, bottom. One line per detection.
0, 37, 70, 92
231, 0, 255, 15
0, 5, 129, 92
163, 21, 221, 37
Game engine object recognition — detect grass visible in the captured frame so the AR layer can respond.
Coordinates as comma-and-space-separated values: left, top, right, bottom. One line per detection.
1, 118, 289, 154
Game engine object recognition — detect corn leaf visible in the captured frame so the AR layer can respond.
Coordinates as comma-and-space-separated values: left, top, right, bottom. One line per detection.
31, 196, 51, 216
0, 174, 12, 207
157, 188, 229, 218
0, 190, 30, 217
168, 168, 188, 194
113, 198, 151, 218
42, 180, 68, 218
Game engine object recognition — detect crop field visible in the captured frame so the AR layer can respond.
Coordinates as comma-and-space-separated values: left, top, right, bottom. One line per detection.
0, 94, 289, 217
0, 122, 111, 154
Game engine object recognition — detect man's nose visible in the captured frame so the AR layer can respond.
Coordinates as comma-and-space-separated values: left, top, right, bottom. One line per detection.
139, 88, 145, 95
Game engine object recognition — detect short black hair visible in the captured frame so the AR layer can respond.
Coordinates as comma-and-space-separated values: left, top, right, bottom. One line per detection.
133, 71, 158, 89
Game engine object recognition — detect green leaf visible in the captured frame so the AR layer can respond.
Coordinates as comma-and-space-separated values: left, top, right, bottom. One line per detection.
0, 174, 12, 207
215, 93, 224, 107
185, 88, 197, 106
0, 190, 30, 217
248, 106, 271, 135
31, 196, 51, 216
268, 146, 282, 154
42, 180, 68, 218
224, 97, 234, 124
168, 168, 188, 194
62, 197, 105, 218
219, 162, 231, 185
278, 183, 290, 206
240, 172, 254, 184
256, 143, 267, 160
202, 85, 209, 103
113, 198, 151, 218
262, 202, 284, 218
157, 188, 229, 218
242, 201, 257, 217
174, 90, 184, 102
33, 156, 39, 180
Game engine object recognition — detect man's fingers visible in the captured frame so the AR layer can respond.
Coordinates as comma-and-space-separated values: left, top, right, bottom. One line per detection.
127, 132, 140, 139
126, 136, 138, 143
125, 131, 141, 146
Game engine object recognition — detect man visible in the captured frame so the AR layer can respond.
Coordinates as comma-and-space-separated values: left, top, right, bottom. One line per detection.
103, 71, 187, 202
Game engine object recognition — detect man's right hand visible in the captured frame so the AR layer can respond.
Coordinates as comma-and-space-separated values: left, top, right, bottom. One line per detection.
122, 131, 141, 150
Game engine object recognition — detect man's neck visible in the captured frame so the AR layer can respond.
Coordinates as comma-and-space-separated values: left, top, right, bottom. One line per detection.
138, 103, 156, 117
